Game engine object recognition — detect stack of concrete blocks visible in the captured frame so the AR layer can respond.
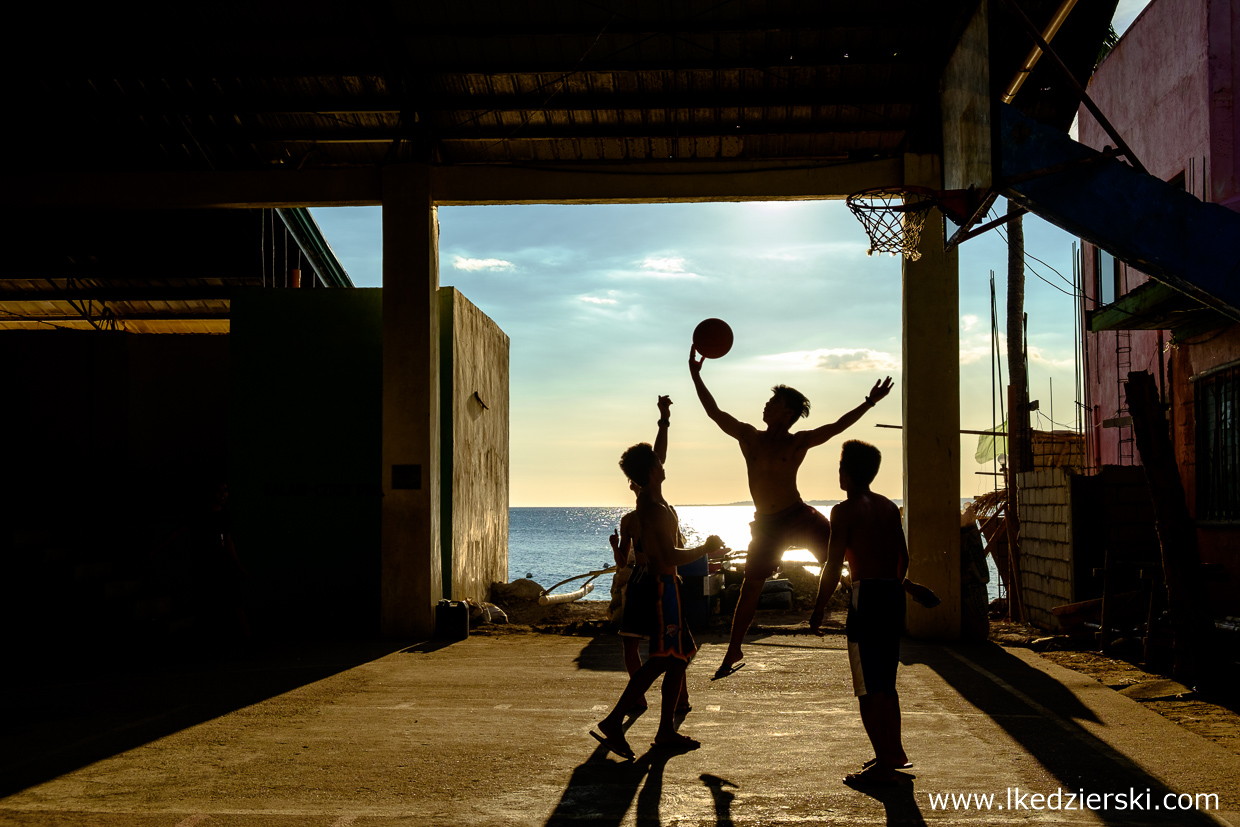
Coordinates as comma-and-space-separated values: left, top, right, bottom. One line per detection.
1016, 468, 1075, 630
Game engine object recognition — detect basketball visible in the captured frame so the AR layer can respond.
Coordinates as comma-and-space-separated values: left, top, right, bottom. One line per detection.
693, 318, 734, 359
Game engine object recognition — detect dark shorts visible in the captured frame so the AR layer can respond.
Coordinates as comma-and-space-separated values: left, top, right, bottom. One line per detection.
746, 502, 831, 578
618, 565, 655, 639
846, 579, 905, 697
648, 573, 696, 662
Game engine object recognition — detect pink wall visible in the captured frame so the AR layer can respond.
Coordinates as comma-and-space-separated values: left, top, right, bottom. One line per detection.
1080, 0, 1213, 192
1077, 0, 1239, 614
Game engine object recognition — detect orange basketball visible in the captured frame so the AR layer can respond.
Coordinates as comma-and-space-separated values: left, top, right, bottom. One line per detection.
693, 318, 734, 359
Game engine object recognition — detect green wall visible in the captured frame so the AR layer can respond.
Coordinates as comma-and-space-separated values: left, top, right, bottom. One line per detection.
229, 289, 383, 635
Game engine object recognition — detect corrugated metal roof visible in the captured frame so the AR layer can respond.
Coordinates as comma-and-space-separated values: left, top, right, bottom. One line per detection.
6, 0, 1117, 331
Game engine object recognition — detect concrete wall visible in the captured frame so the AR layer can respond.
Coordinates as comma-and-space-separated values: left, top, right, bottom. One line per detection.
440, 288, 509, 604
1015, 468, 1075, 630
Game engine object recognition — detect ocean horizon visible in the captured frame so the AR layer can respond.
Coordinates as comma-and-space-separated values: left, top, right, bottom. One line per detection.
508, 501, 995, 604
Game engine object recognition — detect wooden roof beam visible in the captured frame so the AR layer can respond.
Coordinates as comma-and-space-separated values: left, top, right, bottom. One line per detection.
12, 158, 903, 209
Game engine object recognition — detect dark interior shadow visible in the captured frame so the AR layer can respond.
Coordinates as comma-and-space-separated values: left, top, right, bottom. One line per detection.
0, 638, 408, 798
845, 776, 926, 827
902, 640, 1222, 826
400, 639, 460, 654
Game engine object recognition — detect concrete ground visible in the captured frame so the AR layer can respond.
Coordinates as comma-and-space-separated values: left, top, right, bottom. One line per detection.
2, 621, 1238, 827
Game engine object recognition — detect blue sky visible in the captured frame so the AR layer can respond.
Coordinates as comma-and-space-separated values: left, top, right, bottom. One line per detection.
310, 3, 1148, 507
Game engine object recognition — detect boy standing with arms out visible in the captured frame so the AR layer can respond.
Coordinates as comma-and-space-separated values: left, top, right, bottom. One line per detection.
591, 442, 726, 759
690, 345, 891, 679
810, 440, 910, 785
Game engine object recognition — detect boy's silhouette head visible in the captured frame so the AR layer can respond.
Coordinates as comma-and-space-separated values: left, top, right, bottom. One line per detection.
620, 442, 663, 487
764, 385, 810, 428
840, 439, 881, 490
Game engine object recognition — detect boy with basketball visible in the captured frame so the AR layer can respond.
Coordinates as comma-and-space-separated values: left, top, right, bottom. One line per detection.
591, 442, 726, 758
810, 440, 910, 785
689, 343, 892, 680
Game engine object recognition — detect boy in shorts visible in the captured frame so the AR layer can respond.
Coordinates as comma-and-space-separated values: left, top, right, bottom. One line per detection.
810, 440, 912, 785
591, 443, 726, 758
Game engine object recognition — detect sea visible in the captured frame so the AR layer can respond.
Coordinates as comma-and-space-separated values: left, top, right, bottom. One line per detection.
508, 504, 1001, 602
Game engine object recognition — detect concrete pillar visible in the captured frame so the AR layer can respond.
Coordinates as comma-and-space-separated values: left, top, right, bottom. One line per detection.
381, 164, 441, 638
902, 153, 962, 639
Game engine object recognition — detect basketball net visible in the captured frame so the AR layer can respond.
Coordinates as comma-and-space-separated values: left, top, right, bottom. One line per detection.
846, 188, 939, 261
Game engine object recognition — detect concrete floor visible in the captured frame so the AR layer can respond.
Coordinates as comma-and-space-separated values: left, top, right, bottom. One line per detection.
2, 623, 1237, 827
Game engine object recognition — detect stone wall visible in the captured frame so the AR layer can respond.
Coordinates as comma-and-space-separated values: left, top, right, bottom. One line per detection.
440, 288, 510, 604
1016, 468, 1074, 630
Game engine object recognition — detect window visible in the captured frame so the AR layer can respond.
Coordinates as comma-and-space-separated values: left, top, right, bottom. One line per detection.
1095, 246, 1118, 305
1196, 364, 1239, 520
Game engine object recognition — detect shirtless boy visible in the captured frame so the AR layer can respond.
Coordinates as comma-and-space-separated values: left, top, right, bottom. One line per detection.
609, 395, 690, 712
690, 345, 892, 679
591, 443, 726, 759
810, 440, 910, 785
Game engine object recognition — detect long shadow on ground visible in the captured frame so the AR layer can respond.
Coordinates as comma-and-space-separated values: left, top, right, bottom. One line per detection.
0, 638, 408, 797
904, 640, 1223, 826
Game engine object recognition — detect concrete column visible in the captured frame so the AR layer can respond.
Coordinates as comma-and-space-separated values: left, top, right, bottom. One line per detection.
902, 153, 962, 639
381, 164, 441, 638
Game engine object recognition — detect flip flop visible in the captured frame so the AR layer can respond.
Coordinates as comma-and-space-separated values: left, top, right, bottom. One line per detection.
710, 662, 745, 681
652, 734, 701, 752
590, 730, 635, 760
863, 758, 912, 770
843, 766, 901, 787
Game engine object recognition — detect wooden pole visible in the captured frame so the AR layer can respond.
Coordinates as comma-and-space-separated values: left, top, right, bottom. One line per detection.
1125, 370, 1215, 684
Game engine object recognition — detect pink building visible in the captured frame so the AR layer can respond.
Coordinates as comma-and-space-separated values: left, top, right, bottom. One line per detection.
1078, 0, 1238, 615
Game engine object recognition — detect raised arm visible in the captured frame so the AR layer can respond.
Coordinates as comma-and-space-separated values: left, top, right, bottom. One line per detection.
810, 504, 850, 635
802, 376, 893, 448
689, 345, 747, 439
653, 395, 672, 463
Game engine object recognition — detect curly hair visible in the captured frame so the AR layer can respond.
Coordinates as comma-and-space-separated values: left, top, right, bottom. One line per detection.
619, 442, 658, 487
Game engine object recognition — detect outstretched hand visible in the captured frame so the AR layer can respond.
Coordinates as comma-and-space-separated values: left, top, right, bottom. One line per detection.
867, 376, 894, 405
657, 394, 672, 419
609, 528, 620, 552
688, 344, 705, 377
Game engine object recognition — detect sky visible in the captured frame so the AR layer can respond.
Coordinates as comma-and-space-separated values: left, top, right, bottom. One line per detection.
309, 2, 1150, 508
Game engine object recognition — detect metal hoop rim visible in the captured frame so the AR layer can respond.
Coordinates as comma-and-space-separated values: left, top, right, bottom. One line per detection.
845, 185, 941, 213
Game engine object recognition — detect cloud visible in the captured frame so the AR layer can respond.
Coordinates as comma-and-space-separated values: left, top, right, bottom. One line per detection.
579, 296, 617, 305
962, 314, 980, 332
641, 256, 686, 273
761, 348, 901, 372
452, 256, 514, 271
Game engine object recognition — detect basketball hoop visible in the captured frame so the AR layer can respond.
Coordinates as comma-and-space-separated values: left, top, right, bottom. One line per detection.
846, 187, 940, 261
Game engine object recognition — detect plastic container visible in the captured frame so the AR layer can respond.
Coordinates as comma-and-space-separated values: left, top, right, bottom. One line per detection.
435, 599, 469, 640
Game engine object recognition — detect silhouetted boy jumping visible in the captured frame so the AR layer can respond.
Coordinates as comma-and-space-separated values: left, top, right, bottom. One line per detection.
690, 345, 892, 679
